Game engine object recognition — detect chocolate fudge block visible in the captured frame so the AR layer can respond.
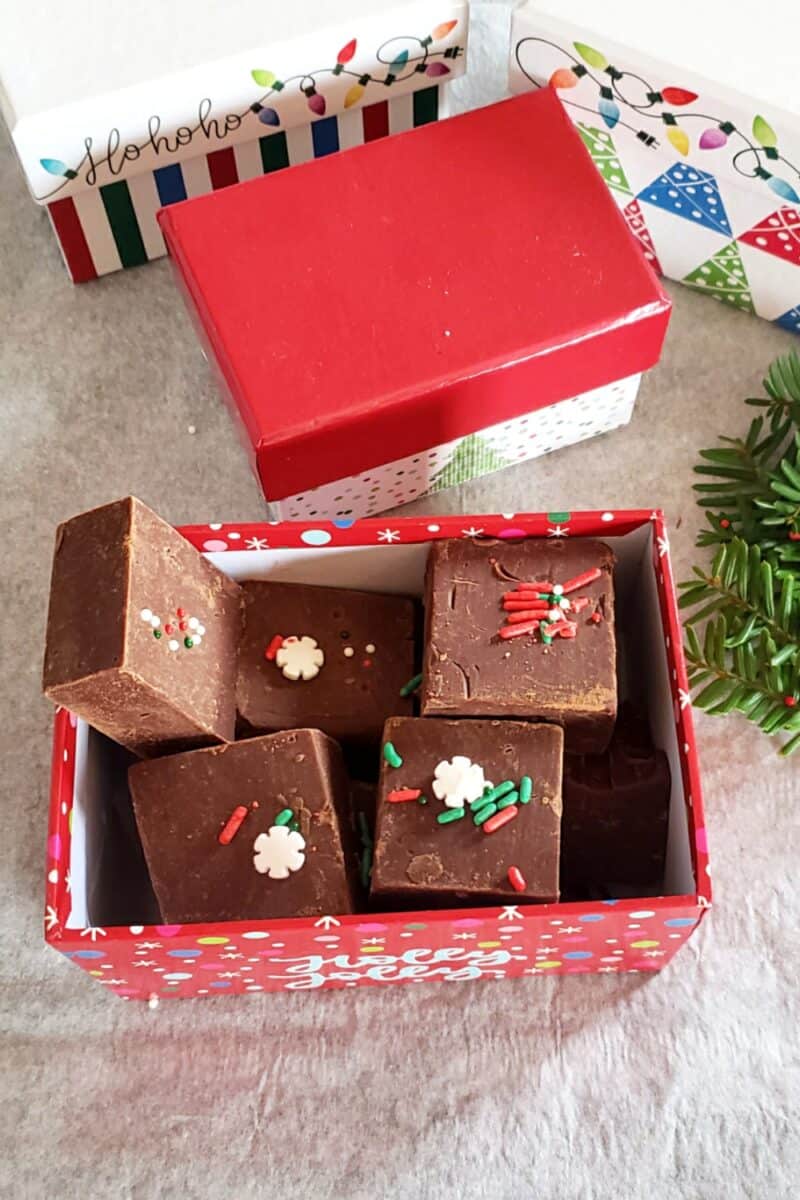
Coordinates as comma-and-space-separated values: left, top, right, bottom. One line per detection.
421, 537, 616, 753
561, 708, 671, 891
42, 497, 242, 757
371, 717, 563, 908
236, 581, 416, 749
129, 729, 358, 923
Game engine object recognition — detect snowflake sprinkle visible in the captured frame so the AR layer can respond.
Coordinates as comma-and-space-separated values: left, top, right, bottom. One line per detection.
432, 756, 491, 808
253, 825, 306, 879
275, 635, 324, 681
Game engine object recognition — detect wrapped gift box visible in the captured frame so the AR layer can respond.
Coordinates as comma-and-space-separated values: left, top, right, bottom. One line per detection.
0, 0, 467, 283
44, 510, 710, 1001
160, 91, 671, 520
510, 1, 800, 335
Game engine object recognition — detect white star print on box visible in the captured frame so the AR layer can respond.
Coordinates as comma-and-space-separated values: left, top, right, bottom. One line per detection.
253, 825, 306, 879
275, 636, 324, 681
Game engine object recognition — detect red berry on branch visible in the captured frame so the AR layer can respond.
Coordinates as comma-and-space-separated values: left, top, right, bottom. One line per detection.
720, 518, 731, 529
784, 696, 797, 708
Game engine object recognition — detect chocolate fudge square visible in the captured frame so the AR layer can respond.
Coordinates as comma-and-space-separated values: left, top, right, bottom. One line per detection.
561, 707, 670, 893
129, 730, 358, 923
371, 717, 563, 908
421, 537, 616, 753
236, 581, 416, 749
42, 497, 242, 757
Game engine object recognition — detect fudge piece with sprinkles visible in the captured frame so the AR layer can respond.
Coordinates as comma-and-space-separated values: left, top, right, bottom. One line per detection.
42, 496, 242, 757
371, 717, 563, 908
129, 729, 358, 923
420, 537, 616, 753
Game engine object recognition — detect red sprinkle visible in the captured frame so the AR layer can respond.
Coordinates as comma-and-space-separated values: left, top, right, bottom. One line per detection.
503, 590, 548, 602
561, 567, 602, 595
387, 788, 422, 803
483, 806, 518, 834
590, 610, 603, 624
218, 805, 249, 845
559, 623, 577, 639
507, 865, 526, 892
265, 634, 284, 661
571, 597, 590, 613
499, 620, 540, 640
179, 621, 188, 631
505, 610, 547, 625
504, 599, 549, 611
516, 580, 552, 592
784, 696, 797, 708
176, 607, 186, 619
164, 623, 174, 635
547, 620, 572, 637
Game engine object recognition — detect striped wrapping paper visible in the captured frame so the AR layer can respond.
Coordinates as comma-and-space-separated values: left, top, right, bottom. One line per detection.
46, 86, 444, 283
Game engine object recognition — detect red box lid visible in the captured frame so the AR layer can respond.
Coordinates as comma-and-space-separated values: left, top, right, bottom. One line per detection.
160, 90, 670, 500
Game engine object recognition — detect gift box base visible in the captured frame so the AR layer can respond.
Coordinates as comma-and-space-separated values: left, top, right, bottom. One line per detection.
44, 511, 710, 1000
45, 87, 448, 284
266, 373, 640, 520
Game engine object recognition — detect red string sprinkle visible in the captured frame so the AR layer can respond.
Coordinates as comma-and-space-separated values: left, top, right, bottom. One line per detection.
561, 567, 602, 595
483, 806, 518, 834
507, 865, 526, 892
503, 599, 550, 612
499, 620, 540, 640
265, 634, 284, 661
506, 592, 551, 604
571, 597, 590, 613
218, 805, 249, 845
505, 610, 547, 625
558, 623, 577, 639
387, 788, 422, 803
515, 580, 552, 592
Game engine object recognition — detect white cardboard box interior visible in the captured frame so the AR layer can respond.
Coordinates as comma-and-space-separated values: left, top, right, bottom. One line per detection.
1, 2, 798, 1197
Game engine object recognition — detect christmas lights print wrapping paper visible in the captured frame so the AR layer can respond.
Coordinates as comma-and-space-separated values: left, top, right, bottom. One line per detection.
0, 1, 468, 280
510, 5, 800, 335
45, 511, 709, 1001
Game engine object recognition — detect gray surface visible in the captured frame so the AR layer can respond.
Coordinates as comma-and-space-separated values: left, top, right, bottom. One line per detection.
2, 3, 799, 1197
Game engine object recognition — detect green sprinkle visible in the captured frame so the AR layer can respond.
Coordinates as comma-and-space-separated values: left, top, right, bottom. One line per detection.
184, 636, 194, 649
274, 808, 294, 826
473, 802, 498, 826
541, 630, 553, 645
153, 629, 162, 639
400, 672, 423, 697
358, 811, 373, 847
418, 795, 428, 805
476, 780, 516, 808
537, 592, 554, 601
360, 847, 373, 888
437, 807, 465, 825
519, 776, 533, 804
289, 820, 300, 832
496, 791, 519, 811
383, 742, 403, 768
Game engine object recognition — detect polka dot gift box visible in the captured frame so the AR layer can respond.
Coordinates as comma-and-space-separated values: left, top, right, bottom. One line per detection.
510, 1, 800, 336
159, 90, 670, 521
0, 0, 467, 282
44, 510, 711, 1002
